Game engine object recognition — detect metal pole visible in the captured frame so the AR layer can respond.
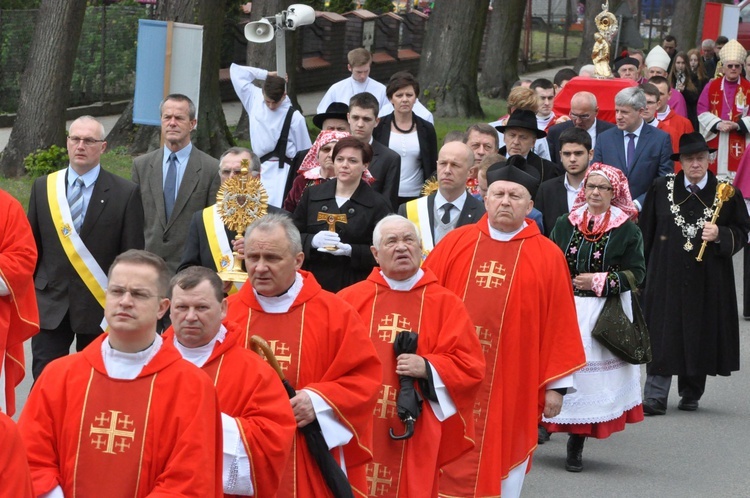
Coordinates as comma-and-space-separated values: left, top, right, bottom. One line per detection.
275, 13, 287, 78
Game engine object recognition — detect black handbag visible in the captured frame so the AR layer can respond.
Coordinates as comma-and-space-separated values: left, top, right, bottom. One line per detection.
591, 270, 652, 365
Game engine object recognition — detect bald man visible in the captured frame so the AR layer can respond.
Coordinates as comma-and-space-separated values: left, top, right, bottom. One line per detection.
546, 91, 614, 165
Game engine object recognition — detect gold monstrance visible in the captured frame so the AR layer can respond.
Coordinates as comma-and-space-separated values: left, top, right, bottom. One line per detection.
215, 159, 268, 283
592, 1, 618, 79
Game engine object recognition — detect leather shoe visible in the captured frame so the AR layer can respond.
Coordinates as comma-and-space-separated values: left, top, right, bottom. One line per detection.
678, 397, 699, 411
643, 398, 666, 415
538, 425, 550, 444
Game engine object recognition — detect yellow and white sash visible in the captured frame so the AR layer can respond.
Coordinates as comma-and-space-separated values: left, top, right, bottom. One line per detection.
47, 171, 108, 326
203, 205, 242, 294
405, 196, 434, 260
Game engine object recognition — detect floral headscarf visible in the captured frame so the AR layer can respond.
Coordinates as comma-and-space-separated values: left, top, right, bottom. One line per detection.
299, 130, 350, 173
568, 162, 638, 230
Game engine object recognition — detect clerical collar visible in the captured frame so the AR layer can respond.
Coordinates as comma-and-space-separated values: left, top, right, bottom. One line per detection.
657, 105, 671, 121
683, 173, 708, 190
488, 219, 528, 241
380, 269, 424, 291
174, 325, 227, 368
102, 334, 163, 380
254, 273, 304, 313
646, 118, 658, 127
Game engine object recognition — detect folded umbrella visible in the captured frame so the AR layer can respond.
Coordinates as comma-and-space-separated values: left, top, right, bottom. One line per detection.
389, 331, 423, 440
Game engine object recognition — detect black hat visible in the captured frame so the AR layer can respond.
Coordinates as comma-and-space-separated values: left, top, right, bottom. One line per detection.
486, 155, 541, 199
670, 132, 717, 161
312, 102, 349, 129
495, 109, 547, 139
613, 56, 640, 72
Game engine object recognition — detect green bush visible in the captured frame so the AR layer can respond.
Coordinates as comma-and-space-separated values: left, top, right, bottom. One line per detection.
24, 145, 69, 178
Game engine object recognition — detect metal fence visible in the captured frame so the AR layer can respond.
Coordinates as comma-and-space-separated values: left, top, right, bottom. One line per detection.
0, 5, 148, 114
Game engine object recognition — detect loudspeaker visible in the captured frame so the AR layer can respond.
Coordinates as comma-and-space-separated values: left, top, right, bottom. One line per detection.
245, 18, 274, 43
285, 4, 316, 30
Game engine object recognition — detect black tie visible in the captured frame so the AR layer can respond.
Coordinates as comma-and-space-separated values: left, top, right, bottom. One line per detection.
688, 184, 700, 195
441, 203, 454, 224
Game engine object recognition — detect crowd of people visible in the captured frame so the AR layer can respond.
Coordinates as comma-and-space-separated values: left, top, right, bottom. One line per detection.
0, 36, 748, 498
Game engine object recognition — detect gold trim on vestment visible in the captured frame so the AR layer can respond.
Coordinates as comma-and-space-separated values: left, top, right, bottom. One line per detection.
73, 368, 95, 497
134, 375, 157, 497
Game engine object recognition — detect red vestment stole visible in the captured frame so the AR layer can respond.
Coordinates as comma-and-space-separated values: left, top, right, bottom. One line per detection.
73, 369, 156, 497
436, 232, 524, 497
706, 77, 750, 173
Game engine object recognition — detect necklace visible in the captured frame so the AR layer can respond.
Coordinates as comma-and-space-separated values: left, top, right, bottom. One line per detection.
666, 174, 719, 252
393, 114, 416, 134
579, 209, 610, 242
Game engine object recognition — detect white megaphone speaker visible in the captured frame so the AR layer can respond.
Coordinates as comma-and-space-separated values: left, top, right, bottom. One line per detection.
284, 4, 316, 30
244, 18, 275, 43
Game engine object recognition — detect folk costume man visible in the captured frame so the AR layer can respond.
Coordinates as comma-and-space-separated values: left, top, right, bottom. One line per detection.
423, 163, 585, 498
132, 94, 221, 276
398, 142, 485, 256
0, 188, 39, 416
225, 214, 382, 497
230, 64, 311, 208
164, 266, 297, 497
29, 116, 144, 379
18, 250, 222, 497
697, 39, 750, 177
338, 215, 485, 498
639, 133, 750, 415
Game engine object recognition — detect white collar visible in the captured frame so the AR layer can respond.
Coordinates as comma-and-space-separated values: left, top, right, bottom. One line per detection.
435, 190, 467, 212
101, 334, 163, 380
254, 273, 304, 313
657, 105, 671, 121
487, 219, 528, 241
173, 325, 228, 368
683, 173, 708, 190
380, 269, 424, 291
564, 173, 584, 192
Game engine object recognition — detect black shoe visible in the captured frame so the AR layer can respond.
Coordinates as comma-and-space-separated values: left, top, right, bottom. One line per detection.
565, 434, 585, 472
538, 425, 550, 444
643, 398, 666, 416
678, 397, 699, 411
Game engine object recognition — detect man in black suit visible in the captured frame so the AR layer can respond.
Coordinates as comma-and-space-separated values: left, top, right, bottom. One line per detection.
546, 91, 614, 167
497, 109, 561, 182
178, 148, 286, 282
536, 128, 593, 236
349, 92, 401, 211
132, 94, 221, 276
594, 86, 673, 210
398, 142, 485, 255
28, 116, 144, 378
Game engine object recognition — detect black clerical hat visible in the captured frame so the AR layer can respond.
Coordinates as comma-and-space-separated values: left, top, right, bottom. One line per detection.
613, 56, 640, 72
313, 102, 350, 129
486, 155, 540, 199
670, 132, 717, 161
495, 109, 547, 139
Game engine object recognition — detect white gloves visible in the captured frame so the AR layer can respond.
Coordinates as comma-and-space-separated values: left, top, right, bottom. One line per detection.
312, 231, 341, 249
321, 243, 352, 257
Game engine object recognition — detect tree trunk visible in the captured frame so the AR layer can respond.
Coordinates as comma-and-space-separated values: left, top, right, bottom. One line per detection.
574, 0, 601, 72
418, 0, 489, 118
0, 0, 87, 177
106, 0, 233, 156
478, 0, 527, 99
670, 0, 703, 52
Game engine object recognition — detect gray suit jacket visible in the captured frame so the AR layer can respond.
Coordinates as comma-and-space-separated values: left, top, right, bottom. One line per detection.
132, 146, 221, 274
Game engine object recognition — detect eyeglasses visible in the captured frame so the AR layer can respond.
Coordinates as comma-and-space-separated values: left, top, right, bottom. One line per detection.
107, 286, 158, 301
726, 64, 742, 69
68, 136, 105, 147
585, 184, 613, 192
646, 100, 658, 106
569, 112, 593, 121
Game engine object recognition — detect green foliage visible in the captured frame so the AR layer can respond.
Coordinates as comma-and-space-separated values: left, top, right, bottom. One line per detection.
23, 145, 69, 178
0, 0, 40, 7
327, 0, 354, 14
363, 0, 393, 14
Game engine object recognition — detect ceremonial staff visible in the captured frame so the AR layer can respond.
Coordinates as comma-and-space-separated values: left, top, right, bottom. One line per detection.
696, 182, 735, 262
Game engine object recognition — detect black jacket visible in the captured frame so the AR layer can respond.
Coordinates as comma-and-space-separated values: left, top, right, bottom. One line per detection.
372, 112, 438, 183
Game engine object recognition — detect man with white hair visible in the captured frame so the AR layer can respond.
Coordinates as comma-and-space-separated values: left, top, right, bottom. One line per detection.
697, 39, 750, 177
338, 215, 484, 498
646, 46, 688, 117
701, 39, 718, 77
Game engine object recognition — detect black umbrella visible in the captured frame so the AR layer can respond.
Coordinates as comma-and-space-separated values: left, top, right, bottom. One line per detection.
251, 335, 354, 498
389, 331, 423, 440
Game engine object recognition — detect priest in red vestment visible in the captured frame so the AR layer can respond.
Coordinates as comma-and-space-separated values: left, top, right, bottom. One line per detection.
697, 39, 750, 176
338, 215, 485, 498
164, 265, 297, 497
0, 188, 39, 416
0, 411, 34, 497
423, 162, 586, 498
18, 250, 222, 498
226, 213, 382, 498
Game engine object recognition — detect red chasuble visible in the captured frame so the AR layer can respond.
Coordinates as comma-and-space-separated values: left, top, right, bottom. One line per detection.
0, 189, 39, 416
18, 335, 222, 498
162, 322, 297, 498
226, 271, 382, 498
337, 268, 485, 498
423, 215, 586, 498
0, 411, 34, 497
702, 77, 750, 173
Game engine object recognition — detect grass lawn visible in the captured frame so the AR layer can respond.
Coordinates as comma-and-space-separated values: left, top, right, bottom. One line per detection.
1, 94, 506, 210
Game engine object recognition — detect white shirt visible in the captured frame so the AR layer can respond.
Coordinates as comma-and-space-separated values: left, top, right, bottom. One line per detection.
435, 190, 467, 225
317, 76, 388, 114
564, 174, 583, 211
490, 120, 551, 160
587, 121, 598, 149
390, 130, 423, 196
